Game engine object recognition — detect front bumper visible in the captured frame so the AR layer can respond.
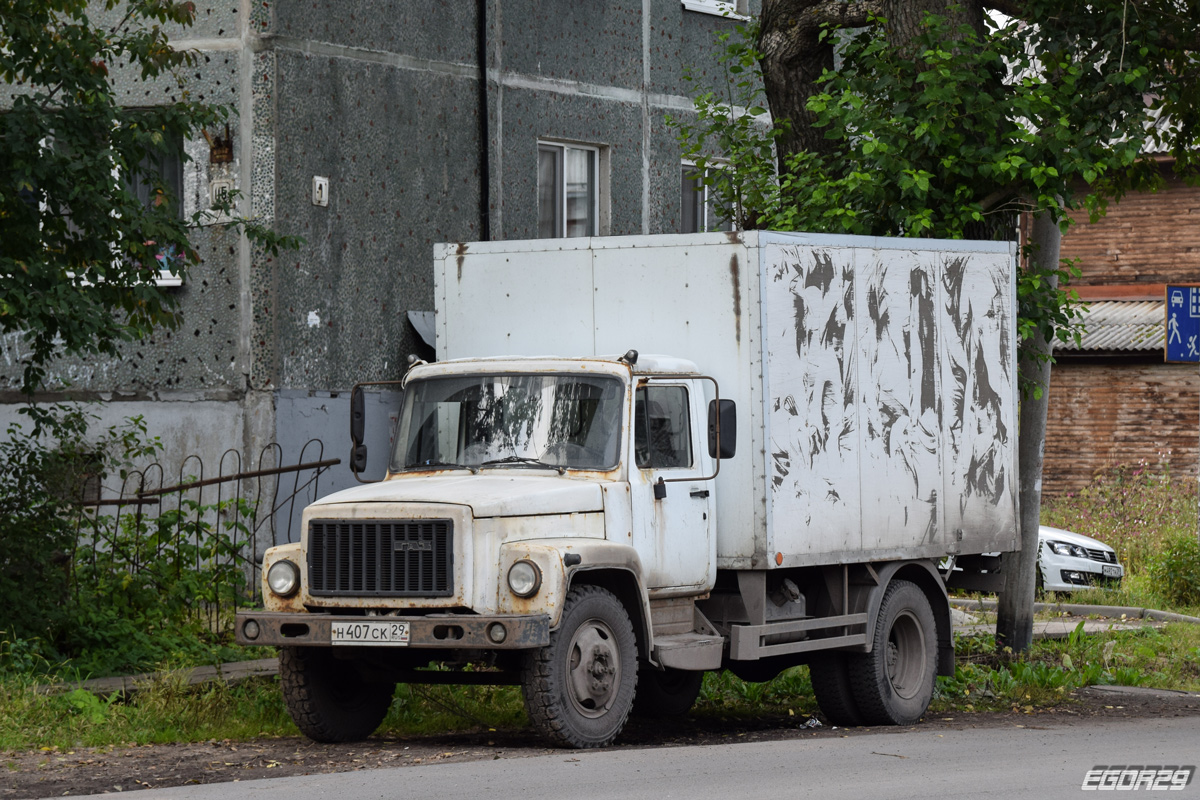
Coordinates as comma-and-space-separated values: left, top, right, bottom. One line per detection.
234, 610, 550, 649
1039, 556, 1124, 592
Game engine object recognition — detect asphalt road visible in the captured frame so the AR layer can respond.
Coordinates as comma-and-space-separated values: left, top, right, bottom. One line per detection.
54, 714, 1198, 800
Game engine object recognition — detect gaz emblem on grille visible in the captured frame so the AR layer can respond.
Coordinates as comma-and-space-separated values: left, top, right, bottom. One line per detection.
394, 539, 433, 552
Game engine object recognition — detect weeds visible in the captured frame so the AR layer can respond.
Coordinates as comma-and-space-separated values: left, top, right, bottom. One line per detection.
1041, 462, 1197, 579
0, 674, 295, 751
934, 622, 1200, 713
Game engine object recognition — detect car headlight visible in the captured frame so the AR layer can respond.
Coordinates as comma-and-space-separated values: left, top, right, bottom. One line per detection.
507, 559, 542, 598
267, 559, 300, 597
1047, 541, 1089, 558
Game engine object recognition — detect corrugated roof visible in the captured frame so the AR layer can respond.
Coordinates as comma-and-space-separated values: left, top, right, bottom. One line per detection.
1057, 300, 1163, 352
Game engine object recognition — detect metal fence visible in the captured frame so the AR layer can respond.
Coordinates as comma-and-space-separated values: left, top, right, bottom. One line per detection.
75, 439, 338, 633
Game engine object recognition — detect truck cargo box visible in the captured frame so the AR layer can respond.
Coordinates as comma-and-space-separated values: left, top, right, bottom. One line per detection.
434, 231, 1019, 569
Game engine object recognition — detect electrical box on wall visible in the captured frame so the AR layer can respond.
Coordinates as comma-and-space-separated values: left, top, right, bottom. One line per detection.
312, 176, 329, 207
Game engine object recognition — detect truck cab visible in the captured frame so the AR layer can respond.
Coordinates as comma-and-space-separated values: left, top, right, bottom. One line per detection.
238, 352, 734, 748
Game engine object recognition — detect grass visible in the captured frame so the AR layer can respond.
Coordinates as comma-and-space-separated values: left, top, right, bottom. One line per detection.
3, 463, 1197, 752
0, 673, 295, 751
1042, 462, 1196, 579
5, 620, 1198, 751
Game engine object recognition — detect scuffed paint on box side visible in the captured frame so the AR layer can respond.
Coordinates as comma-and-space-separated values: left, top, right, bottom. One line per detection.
762, 243, 1017, 564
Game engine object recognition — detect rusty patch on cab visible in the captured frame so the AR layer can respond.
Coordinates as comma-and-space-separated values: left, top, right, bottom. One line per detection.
263, 591, 306, 614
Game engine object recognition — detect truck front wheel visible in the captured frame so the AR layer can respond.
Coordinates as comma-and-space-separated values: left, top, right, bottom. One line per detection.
521, 585, 638, 748
279, 646, 395, 743
848, 580, 937, 726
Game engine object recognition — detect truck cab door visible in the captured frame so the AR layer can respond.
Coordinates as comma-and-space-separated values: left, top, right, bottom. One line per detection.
630, 380, 716, 592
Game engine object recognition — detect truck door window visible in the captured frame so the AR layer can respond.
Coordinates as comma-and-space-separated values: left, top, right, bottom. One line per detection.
634, 386, 692, 469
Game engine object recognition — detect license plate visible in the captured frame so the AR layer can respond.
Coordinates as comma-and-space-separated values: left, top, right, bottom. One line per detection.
331, 620, 410, 646
1102, 564, 1123, 578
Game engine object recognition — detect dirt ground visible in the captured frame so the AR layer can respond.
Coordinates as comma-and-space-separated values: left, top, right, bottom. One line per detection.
5, 686, 1198, 799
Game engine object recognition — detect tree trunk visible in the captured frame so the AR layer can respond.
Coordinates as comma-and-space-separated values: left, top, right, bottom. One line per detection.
996, 211, 1061, 654
757, 0, 984, 167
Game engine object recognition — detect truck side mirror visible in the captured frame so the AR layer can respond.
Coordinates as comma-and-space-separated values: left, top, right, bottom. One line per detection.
350, 386, 367, 474
350, 385, 366, 446
351, 443, 368, 474
708, 399, 736, 459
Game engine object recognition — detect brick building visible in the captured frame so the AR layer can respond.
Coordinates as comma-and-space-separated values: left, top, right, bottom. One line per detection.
1043, 160, 1200, 496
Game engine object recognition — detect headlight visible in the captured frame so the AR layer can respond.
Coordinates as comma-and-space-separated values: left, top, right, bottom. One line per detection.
1047, 541, 1088, 558
267, 560, 300, 596
507, 559, 542, 598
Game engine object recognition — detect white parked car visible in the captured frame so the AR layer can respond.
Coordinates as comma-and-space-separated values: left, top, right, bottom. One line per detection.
1038, 525, 1124, 593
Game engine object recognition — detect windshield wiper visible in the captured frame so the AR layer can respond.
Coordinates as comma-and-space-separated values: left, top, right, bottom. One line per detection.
480, 456, 565, 473
407, 460, 479, 474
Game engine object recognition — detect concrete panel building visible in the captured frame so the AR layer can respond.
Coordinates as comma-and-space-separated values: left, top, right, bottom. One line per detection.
2, 1, 758, 504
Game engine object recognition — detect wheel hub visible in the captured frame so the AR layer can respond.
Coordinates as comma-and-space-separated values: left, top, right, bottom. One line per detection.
886, 610, 927, 700
567, 618, 620, 718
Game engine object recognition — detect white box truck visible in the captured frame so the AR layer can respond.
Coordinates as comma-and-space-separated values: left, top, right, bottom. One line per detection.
236, 231, 1019, 748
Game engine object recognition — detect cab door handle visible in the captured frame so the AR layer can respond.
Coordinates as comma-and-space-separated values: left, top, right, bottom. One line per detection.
689, 489, 709, 499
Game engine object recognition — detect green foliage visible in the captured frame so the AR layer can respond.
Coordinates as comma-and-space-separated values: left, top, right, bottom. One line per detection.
0, 674, 295, 750
0, 406, 155, 650
1149, 532, 1200, 608
0, 1, 302, 397
695, 666, 819, 718
675, 6, 1200, 394
0, 405, 255, 677
935, 624, 1183, 712
1041, 462, 1197, 579
1, 1, 218, 394
63, 687, 120, 725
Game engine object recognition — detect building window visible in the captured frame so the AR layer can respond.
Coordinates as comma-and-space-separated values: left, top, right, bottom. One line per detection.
538, 142, 599, 238
681, 163, 734, 234
35, 134, 186, 286
128, 145, 185, 285
126, 147, 184, 222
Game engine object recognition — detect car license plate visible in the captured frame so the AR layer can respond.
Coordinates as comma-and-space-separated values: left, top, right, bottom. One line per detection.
331, 620, 410, 646
1102, 565, 1122, 578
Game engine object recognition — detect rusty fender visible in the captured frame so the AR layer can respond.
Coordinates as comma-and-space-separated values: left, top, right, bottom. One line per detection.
234, 611, 550, 649
261, 544, 306, 613
499, 538, 650, 638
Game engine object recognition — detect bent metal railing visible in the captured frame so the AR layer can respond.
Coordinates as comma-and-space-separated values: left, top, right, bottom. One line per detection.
75, 439, 338, 634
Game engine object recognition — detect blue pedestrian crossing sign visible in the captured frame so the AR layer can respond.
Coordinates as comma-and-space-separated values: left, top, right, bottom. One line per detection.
1165, 285, 1200, 363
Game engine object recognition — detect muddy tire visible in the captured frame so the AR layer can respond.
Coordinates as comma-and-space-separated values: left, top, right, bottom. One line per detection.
848, 580, 937, 726
633, 664, 703, 718
521, 585, 638, 748
809, 652, 863, 726
279, 646, 394, 743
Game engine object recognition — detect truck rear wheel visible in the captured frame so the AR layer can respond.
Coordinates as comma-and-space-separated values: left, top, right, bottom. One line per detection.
279, 646, 394, 743
848, 580, 937, 726
521, 585, 637, 748
633, 664, 703, 717
809, 652, 863, 726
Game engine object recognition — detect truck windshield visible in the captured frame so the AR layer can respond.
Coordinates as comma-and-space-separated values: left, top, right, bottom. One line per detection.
391, 373, 625, 472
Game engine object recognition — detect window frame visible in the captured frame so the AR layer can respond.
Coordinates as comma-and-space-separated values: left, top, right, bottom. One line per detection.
680, 160, 737, 234
538, 140, 602, 239
37, 133, 187, 287
634, 384, 694, 470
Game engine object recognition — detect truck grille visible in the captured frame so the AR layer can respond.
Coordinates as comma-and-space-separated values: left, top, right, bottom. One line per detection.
307, 519, 453, 596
